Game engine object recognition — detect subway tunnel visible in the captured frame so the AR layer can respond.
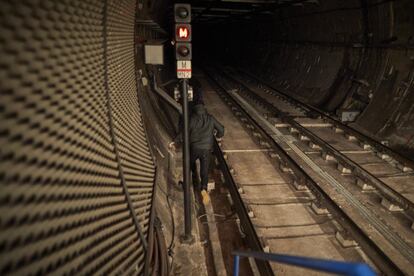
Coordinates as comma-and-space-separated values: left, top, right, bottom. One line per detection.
0, 0, 413, 275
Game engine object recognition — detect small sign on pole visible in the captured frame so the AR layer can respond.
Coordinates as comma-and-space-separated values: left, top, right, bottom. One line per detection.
177, 60, 192, 79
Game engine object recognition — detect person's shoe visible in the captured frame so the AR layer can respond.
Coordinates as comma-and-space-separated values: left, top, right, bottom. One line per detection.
201, 189, 210, 205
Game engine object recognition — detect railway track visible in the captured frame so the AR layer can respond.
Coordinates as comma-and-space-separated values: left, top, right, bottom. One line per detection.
233, 68, 414, 213
223, 68, 414, 220
200, 67, 414, 275
238, 69, 414, 175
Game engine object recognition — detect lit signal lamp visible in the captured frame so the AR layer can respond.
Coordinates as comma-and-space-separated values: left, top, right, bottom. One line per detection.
178, 26, 189, 39
175, 24, 191, 42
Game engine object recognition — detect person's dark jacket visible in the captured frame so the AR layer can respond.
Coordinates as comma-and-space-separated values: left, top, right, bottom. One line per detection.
189, 104, 224, 150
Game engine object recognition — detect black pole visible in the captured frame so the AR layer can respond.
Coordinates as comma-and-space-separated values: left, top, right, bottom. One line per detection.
181, 79, 192, 241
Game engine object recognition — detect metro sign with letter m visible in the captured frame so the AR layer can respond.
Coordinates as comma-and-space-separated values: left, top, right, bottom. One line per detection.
175, 24, 191, 42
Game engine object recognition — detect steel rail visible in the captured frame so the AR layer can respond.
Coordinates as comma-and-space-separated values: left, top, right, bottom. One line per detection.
240, 70, 414, 171
213, 139, 274, 276
221, 70, 414, 213
205, 69, 403, 276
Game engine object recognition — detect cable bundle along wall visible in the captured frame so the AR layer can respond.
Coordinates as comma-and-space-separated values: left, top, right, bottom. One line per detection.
0, 0, 155, 275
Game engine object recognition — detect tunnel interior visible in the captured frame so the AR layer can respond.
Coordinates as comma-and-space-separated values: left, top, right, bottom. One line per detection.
191, 0, 414, 159
1, 0, 414, 275
150, 0, 414, 158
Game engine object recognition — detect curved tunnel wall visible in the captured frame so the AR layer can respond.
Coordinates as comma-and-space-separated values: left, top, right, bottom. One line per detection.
0, 0, 155, 274
200, 0, 414, 158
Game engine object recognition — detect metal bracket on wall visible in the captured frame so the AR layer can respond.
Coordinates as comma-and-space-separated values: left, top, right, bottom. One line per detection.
153, 75, 183, 114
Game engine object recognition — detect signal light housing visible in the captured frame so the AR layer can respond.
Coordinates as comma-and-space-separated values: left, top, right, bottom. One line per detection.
174, 4, 191, 23
175, 3, 191, 78
176, 42, 192, 60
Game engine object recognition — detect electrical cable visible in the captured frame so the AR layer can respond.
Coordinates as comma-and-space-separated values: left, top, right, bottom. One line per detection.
197, 211, 237, 224
200, 219, 238, 225
154, 181, 175, 256
156, 221, 169, 276
166, 192, 175, 252
156, 178, 202, 209
197, 213, 226, 219
151, 229, 159, 276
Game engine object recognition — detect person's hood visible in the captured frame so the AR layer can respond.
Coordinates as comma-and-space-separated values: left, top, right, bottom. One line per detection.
193, 104, 206, 115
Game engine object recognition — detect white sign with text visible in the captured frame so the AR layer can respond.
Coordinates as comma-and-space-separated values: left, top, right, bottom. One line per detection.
177, 60, 192, 79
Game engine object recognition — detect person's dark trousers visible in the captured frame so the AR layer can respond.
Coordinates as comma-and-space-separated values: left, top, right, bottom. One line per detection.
190, 148, 211, 190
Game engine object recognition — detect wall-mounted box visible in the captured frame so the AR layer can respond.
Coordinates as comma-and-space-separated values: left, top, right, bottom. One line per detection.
338, 109, 360, 122
144, 43, 164, 65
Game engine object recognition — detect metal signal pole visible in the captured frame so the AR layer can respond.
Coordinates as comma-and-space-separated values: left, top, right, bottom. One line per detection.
175, 3, 193, 243
181, 79, 192, 241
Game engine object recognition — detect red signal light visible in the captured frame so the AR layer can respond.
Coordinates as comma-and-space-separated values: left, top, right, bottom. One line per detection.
175, 24, 191, 42
178, 27, 189, 39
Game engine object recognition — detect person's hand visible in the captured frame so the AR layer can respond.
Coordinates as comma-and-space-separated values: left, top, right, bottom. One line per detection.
168, 142, 176, 151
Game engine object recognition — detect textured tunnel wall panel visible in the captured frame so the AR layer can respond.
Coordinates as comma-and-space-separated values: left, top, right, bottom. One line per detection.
106, 0, 156, 272
0, 0, 154, 275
